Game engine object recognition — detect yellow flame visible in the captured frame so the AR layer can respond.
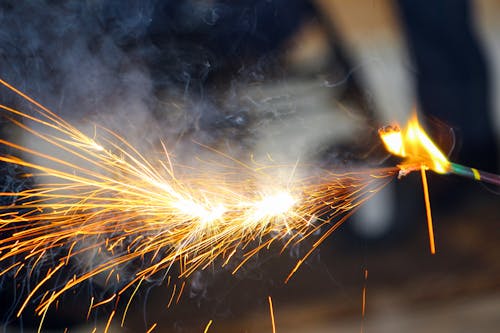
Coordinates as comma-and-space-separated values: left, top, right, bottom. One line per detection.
379, 113, 450, 174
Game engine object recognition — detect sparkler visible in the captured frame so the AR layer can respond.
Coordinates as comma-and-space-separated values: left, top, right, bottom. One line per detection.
0, 78, 396, 329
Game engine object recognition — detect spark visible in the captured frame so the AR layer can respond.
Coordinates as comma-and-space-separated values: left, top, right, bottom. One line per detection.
204, 320, 213, 333
269, 296, 277, 333
420, 167, 436, 254
361, 269, 368, 318
146, 323, 158, 333
0, 79, 396, 324
121, 277, 143, 327
361, 268, 368, 333
104, 309, 116, 333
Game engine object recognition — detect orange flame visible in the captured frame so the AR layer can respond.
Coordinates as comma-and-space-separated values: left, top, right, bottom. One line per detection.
378, 112, 447, 254
379, 113, 450, 174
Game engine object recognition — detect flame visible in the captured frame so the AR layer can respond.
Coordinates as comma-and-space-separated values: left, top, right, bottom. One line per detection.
379, 113, 450, 174
379, 112, 444, 255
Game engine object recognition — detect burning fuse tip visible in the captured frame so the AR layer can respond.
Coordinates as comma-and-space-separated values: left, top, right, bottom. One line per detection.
378, 124, 401, 134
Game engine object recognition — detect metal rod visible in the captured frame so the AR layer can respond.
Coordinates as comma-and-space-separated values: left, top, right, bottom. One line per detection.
449, 162, 500, 186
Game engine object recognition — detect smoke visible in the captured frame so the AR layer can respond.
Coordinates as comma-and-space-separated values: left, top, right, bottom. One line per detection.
0, 0, 359, 168
1, 1, 153, 130
0, 1, 372, 330
0, 0, 363, 273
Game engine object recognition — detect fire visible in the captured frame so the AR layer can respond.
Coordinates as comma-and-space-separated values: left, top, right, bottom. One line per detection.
378, 111, 450, 255
379, 112, 450, 174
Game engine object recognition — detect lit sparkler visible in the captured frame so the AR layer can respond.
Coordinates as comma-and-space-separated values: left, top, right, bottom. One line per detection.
379, 112, 500, 185
0, 78, 396, 328
379, 111, 500, 253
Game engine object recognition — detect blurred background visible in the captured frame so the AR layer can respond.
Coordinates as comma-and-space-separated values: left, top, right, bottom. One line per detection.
1, 0, 499, 332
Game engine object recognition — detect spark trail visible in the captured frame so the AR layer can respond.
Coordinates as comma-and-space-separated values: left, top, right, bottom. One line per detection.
0, 79, 396, 324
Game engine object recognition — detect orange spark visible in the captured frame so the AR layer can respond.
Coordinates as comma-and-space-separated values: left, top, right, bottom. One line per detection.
268, 296, 277, 333
146, 323, 158, 333
0, 79, 396, 323
420, 167, 436, 254
362, 269, 368, 318
204, 320, 213, 333
361, 268, 368, 333
104, 309, 116, 333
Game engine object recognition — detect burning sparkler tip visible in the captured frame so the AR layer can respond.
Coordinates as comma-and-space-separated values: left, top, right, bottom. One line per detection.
379, 112, 451, 175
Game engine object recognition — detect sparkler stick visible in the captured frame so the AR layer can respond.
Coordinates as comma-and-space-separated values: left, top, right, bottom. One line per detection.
449, 162, 500, 186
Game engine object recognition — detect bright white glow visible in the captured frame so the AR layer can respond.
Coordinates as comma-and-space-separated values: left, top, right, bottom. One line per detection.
173, 199, 226, 225
248, 191, 296, 224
